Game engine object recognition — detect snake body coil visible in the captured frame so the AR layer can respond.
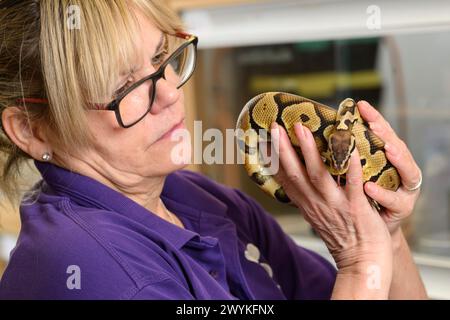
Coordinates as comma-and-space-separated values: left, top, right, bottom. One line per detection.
236, 92, 400, 207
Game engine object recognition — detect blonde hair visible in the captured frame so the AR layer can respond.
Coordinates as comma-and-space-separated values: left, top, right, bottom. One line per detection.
0, 0, 183, 204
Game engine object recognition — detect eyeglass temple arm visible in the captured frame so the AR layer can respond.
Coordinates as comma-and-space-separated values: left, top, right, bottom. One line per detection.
16, 98, 49, 105
175, 31, 196, 41
16, 32, 196, 106
16, 98, 108, 110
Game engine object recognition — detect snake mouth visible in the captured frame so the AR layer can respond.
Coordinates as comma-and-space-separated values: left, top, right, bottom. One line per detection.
331, 158, 350, 175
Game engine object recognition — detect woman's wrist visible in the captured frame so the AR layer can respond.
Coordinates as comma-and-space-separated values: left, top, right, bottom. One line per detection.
331, 237, 392, 268
334, 264, 392, 299
331, 241, 393, 299
337, 253, 393, 278
333, 255, 393, 299
390, 228, 405, 253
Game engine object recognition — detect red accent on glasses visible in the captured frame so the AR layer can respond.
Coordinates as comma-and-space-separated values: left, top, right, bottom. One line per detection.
175, 31, 192, 40
16, 98, 49, 105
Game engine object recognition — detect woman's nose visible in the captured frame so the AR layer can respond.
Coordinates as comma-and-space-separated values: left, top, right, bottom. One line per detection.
150, 77, 180, 114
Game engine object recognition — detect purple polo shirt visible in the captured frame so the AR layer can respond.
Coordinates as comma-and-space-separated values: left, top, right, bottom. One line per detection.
0, 160, 336, 300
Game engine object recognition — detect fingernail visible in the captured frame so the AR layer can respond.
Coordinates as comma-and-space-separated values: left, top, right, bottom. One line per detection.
270, 122, 279, 142
358, 100, 369, 106
294, 122, 305, 139
369, 122, 379, 132
365, 182, 377, 194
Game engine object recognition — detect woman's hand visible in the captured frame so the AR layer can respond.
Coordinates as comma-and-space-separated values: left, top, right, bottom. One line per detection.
357, 101, 422, 236
356, 101, 427, 299
271, 122, 392, 275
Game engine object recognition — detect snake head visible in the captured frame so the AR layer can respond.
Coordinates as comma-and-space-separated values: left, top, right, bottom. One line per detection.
328, 130, 356, 175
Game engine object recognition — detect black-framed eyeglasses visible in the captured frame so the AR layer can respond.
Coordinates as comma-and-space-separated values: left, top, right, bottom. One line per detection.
15, 32, 198, 129
102, 32, 198, 128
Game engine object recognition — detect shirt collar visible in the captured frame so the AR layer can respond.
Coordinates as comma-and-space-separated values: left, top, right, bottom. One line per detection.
33, 160, 228, 249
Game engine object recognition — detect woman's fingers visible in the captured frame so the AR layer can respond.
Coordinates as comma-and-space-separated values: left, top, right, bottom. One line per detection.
271, 122, 314, 196
364, 182, 400, 211
357, 100, 402, 155
383, 143, 422, 192
364, 172, 419, 235
294, 123, 340, 194
345, 148, 365, 201
357, 100, 422, 192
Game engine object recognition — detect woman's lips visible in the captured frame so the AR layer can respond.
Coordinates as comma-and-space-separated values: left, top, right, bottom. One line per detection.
158, 118, 185, 141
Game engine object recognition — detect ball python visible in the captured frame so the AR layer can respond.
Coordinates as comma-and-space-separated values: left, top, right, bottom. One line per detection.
235, 92, 400, 209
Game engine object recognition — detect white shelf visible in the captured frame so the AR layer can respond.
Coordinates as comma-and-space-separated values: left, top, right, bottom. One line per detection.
182, 0, 450, 49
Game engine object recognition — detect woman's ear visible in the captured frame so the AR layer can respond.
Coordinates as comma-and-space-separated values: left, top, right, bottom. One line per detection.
1, 106, 51, 160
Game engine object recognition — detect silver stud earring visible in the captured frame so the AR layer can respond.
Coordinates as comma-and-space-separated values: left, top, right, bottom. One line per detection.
42, 152, 52, 162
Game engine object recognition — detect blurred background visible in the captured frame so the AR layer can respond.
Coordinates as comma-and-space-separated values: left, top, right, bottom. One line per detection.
2, 0, 450, 298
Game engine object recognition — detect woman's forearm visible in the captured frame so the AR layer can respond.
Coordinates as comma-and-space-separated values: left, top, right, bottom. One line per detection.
388, 230, 428, 299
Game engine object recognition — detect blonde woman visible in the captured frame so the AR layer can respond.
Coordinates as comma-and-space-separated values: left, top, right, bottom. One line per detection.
0, 1, 426, 299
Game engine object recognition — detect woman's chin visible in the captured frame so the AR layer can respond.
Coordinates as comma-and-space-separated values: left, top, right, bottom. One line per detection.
149, 138, 192, 169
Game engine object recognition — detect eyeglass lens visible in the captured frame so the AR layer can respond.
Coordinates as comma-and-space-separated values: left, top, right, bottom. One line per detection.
118, 40, 196, 127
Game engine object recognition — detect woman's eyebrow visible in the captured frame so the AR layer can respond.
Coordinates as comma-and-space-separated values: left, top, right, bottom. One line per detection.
117, 33, 165, 80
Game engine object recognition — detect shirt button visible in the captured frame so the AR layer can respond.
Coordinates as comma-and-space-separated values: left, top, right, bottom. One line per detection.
209, 270, 219, 279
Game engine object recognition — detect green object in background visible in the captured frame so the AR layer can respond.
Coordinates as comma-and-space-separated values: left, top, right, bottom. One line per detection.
294, 41, 332, 52
250, 70, 381, 98
294, 37, 379, 52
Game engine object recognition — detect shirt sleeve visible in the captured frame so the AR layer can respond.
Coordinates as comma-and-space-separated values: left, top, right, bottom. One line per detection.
129, 278, 195, 300
232, 188, 337, 300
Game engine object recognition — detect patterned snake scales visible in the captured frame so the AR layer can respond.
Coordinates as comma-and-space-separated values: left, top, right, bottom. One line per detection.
236, 92, 400, 209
